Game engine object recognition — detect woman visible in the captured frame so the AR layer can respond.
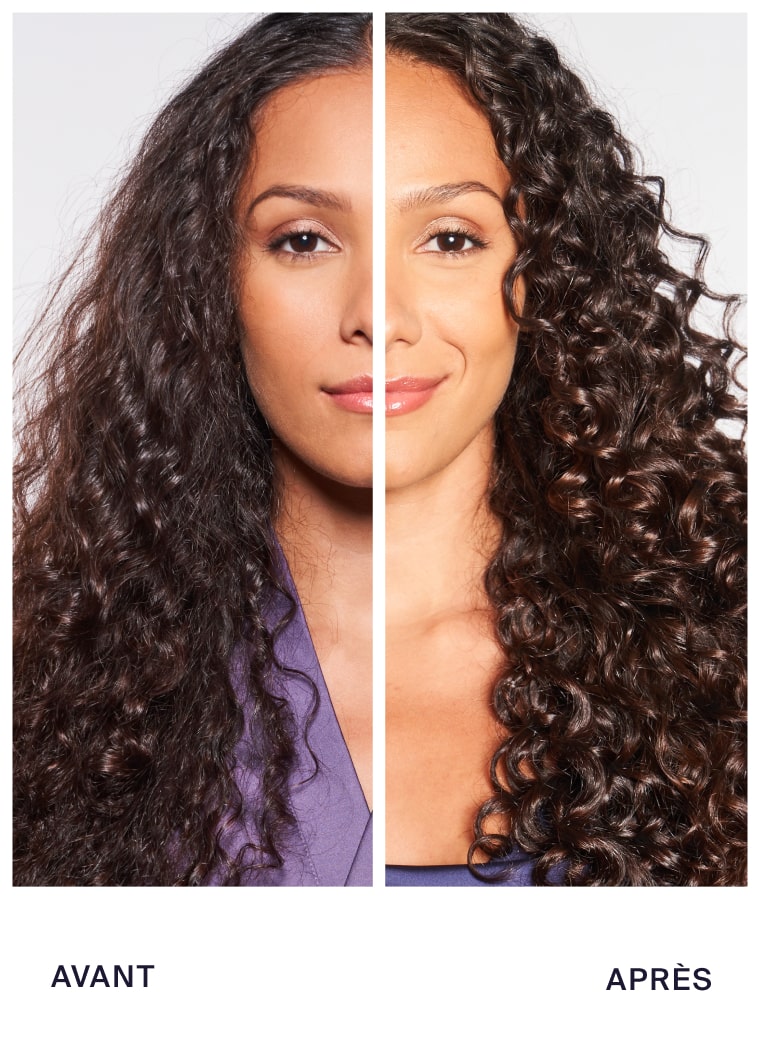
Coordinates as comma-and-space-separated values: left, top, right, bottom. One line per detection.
385, 13, 746, 886
14, 12, 373, 886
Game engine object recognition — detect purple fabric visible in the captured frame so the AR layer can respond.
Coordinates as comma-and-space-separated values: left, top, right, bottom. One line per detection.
386, 851, 567, 886
386, 860, 537, 887
216, 551, 372, 886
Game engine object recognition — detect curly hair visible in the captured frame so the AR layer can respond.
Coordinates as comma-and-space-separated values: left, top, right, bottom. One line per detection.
14, 13, 372, 885
387, 13, 746, 885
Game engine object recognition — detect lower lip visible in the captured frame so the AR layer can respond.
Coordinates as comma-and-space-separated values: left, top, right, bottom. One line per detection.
326, 390, 373, 414
385, 386, 440, 417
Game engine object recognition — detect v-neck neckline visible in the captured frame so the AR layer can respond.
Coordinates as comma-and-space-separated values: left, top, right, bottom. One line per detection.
267, 540, 372, 884
277, 544, 371, 815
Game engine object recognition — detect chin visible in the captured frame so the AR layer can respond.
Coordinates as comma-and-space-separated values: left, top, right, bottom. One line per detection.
384, 431, 440, 490
384, 454, 428, 494
337, 469, 373, 491
312, 458, 373, 493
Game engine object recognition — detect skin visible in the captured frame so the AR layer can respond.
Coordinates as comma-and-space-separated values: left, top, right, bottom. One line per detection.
385, 58, 521, 864
236, 68, 373, 806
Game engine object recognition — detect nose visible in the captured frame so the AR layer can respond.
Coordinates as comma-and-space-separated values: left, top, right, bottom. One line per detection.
340, 254, 372, 346
386, 259, 422, 350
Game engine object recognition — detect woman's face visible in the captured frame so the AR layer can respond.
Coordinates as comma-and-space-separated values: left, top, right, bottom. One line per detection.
385, 58, 520, 492
237, 68, 372, 489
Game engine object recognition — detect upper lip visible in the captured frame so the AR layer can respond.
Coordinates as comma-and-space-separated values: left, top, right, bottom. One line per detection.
323, 374, 373, 395
385, 376, 444, 392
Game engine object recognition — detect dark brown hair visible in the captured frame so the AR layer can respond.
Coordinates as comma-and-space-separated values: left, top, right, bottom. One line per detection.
14, 13, 372, 885
388, 13, 746, 885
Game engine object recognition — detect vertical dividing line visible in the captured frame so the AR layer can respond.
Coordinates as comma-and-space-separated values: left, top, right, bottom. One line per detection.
371, 11, 386, 888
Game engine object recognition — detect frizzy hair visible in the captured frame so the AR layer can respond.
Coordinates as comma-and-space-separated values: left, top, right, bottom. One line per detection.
387, 13, 746, 885
14, 13, 372, 885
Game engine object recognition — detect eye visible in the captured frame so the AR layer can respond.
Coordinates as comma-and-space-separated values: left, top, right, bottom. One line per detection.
268, 228, 337, 257
419, 229, 487, 256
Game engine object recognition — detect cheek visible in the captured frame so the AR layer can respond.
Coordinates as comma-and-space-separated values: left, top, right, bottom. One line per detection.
429, 273, 518, 381
451, 305, 518, 430
470, 307, 519, 381
240, 269, 330, 347
237, 268, 334, 395
472, 329, 518, 420
426, 257, 512, 333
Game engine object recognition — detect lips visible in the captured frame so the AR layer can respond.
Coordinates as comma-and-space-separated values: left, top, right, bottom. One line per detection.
385, 376, 443, 417
323, 374, 444, 416
323, 374, 373, 414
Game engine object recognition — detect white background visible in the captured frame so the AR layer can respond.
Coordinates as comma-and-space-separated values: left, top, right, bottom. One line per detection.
7, 6, 753, 1063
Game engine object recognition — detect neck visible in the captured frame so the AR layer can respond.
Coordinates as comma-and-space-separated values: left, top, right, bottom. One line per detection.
273, 443, 372, 611
386, 426, 500, 630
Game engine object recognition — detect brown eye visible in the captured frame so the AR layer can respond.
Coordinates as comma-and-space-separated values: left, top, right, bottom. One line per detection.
420, 229, 483, 255
287, 232, 321, 253
268, 228, 337, 258
435, 232, 469, 252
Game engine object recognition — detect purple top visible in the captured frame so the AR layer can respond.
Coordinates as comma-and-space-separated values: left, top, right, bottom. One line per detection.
216, 551, 372, 886
386, 857, 548, 887
387, 845, 568, 886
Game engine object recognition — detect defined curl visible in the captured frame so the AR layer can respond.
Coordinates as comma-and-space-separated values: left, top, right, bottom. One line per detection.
388, 13, 746, 885
14, 13, 372, 885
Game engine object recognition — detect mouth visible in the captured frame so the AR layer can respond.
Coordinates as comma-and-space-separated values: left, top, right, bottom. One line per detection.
385, 376, 444, 417
323, 374, 373, 414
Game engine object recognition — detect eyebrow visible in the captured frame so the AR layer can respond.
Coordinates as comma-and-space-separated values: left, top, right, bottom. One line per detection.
394, 181, 504, 212
247, 184, 352, 217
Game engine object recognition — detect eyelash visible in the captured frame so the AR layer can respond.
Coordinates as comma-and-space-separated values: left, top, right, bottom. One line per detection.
419, 225, 489, 258
266, 227, 339, 261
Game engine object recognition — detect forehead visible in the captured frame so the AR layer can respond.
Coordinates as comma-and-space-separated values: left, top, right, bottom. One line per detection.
386, 57, 507, 192
248, 68, 372, 187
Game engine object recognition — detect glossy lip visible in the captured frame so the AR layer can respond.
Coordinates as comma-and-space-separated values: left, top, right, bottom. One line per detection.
323, 374, 373, 414
385, 376, 444, 417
